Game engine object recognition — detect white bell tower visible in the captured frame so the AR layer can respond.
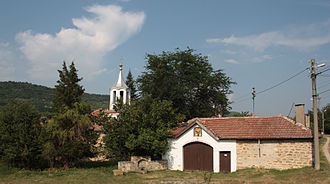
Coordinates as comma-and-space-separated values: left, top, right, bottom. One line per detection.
109, 63, 131, 110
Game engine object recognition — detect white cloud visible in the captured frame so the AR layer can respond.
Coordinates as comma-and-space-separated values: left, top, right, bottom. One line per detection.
222, 50, 237, 55
16, 4, 145, 81
252, 54, 272, 63
206, 20, 330, 52
227, 94, 234, 102
225, 59, 240, 64
0, 42, 16, 80
86, 68, 107, 78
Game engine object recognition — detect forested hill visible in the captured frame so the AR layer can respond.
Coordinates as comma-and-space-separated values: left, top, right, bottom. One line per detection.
0, 81, 109, 113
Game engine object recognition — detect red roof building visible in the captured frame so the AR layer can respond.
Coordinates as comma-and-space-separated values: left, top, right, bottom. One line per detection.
164, 115, 313, 173
173, 115, 312, 140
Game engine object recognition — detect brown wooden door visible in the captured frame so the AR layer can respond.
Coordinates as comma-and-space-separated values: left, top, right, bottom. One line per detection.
183, 142, 213, 171
220, 151, 231, 173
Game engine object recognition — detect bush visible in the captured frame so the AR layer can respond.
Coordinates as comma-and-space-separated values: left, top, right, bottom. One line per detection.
0, 101, 44, 169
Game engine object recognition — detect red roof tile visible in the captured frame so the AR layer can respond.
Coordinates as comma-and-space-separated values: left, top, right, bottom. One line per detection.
173, 115, 312, 139
91, 109, 117, 116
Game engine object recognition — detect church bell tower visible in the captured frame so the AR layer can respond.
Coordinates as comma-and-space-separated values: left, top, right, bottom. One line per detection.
109, 63, 131, 110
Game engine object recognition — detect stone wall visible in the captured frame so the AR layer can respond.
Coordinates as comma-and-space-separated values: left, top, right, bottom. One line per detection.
236, 139, 312, 170
118, 156, 167, 173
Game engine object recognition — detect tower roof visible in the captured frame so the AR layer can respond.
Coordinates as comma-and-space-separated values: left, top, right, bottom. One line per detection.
113, 64, 128, 89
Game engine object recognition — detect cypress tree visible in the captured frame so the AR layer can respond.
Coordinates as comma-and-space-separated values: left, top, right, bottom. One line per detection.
53, 61, 84, 112
126, 70, 137, 100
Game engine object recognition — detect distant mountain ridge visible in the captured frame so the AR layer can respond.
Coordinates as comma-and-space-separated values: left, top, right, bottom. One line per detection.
0, 81, 109, 113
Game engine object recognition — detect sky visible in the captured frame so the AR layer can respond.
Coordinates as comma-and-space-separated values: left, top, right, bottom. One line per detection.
1, 0, 330, 116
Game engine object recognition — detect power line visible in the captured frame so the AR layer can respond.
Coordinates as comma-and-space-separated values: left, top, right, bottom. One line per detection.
318, 81, 330, 90
287, 102, 295, 117
319, 74, 330, 77
234, 93, 250, 101
232, 67, 309, 105
256, 67, 309, 95
233, 97, 250, 104
317, 67, 330, 75
319, 88, 330, 95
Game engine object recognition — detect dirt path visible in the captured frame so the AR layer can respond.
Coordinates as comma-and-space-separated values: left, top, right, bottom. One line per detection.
323, 136, 330, 164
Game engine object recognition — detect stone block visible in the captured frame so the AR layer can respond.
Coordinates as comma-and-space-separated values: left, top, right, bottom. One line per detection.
113, 169, 124, 176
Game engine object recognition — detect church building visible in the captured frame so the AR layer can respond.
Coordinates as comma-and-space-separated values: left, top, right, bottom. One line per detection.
92, 63, 130, 118
109, 63, 130, 110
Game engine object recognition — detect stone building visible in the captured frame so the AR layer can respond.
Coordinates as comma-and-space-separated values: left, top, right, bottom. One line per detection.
164, 115, 312, 173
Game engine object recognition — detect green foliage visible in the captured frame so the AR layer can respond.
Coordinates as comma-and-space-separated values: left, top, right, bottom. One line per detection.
43, 63, 97, 168
307, 104, 330, 134
323, 104, 330, 134
137, 48, 235, 120
53, 61, 85, 112
42, 102, 97, 168
0, 81, 55, 113
126, 70, 137, 100
0, 101, 44, 169
0, 81, 109, 113
103, 95, 185, 160
308, 109, 322, 132
231, 111, 252, 117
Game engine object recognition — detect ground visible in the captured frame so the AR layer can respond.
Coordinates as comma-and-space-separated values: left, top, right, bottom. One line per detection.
0, 137, 329, 184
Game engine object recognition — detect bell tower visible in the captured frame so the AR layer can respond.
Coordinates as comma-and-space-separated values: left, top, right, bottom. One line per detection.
109, 63, 131, 110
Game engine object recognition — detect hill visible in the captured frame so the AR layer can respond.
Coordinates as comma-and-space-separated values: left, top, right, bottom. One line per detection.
0, 81, 109, 113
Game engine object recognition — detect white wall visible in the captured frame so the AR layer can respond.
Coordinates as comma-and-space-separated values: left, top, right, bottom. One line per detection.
164, 124, 236, 172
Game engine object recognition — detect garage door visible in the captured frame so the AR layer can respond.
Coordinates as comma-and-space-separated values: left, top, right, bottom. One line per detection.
183, 142, 213, 171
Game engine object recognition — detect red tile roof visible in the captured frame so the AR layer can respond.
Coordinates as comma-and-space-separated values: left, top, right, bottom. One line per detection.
91, 109, 117, 116
173, 115, 312, 139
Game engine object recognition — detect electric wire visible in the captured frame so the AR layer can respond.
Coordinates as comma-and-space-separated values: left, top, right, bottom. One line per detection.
232, 67, 309, 105
319, 74, 330, 77
317, 67, 330, 75
318, 81, 330, 90
319, 88, 330, 95
256, 67, 309, 95
287, 102, 295, 117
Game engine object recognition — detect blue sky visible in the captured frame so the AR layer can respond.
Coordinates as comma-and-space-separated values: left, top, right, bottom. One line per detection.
1, 0, 330, 116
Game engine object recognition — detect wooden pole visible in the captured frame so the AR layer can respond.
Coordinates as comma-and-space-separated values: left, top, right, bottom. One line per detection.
311, 58, 320, 170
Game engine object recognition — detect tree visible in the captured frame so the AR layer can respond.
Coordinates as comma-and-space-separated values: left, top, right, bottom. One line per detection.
321, 104, 330, 134
0, 101, 44, 169
308, 109, 322, 132
43, 62, 97, 168
232, 111, 252, 117
53, 61, 84, 112
137, 48, 235, 120
42, 102, 97, 168
126, 70, 137, 100
103, 95, 185, 160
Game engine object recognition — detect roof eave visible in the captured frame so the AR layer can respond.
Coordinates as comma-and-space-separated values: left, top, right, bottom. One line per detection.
174, 119, 220, 141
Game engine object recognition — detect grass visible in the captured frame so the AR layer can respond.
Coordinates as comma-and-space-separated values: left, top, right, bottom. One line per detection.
1, 138, 329, 184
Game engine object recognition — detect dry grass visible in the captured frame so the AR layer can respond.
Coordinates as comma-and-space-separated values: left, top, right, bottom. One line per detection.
1, 138, 329, 184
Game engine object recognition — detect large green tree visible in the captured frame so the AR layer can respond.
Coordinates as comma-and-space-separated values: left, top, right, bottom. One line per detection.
53, 61, 84, 112
324, 104, 330, 134
103, 95, 185, 160
137, 48, 235, 120
0, 101, 44, 169
231, 111, 252, 117
43, 62, 97, 168
309, 104, 330, 134
42, 102, 97, 168
126, 70, 137, 100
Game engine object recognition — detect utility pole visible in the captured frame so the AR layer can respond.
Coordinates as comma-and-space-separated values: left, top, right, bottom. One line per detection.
311, 58, 320, 170
252, 87, 255, 116
322, 109, 326, 135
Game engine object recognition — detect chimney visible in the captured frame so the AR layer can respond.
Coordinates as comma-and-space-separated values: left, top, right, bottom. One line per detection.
305, 114, 310, 128
295, 104, 305, 126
